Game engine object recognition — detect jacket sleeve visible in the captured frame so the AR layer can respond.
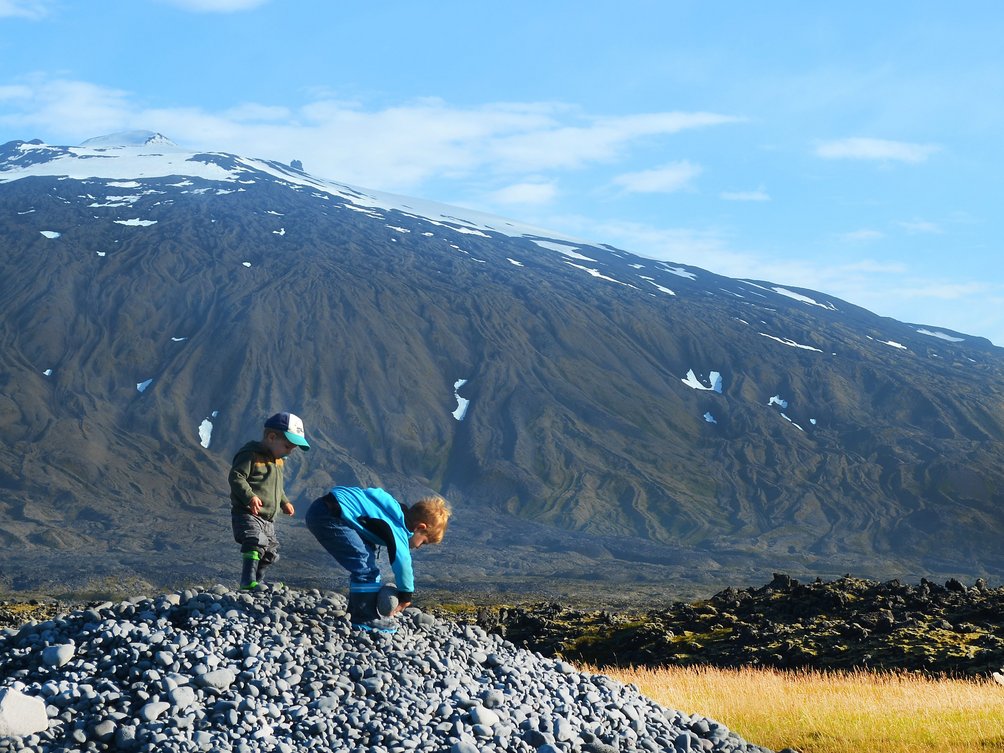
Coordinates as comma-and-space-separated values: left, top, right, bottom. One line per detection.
228, 451, 256, 509
367, 489, 417, 597
390, 529, 415, 598
359, 488, 416, 598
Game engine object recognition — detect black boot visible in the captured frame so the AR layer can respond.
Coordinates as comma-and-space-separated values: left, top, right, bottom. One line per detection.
256, 551, 281, 589
347, 591, 397, 633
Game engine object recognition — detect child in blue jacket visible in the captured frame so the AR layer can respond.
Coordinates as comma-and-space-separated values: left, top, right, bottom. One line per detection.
305, 486, 450, 632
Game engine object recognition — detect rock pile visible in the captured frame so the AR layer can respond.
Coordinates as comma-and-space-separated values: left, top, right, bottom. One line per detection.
0, 586, 773, 753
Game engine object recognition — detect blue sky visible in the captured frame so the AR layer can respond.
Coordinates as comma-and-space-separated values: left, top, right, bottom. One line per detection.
2, 1, 1003, 346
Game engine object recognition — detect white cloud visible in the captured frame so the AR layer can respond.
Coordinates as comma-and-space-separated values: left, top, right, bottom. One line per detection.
485, 110, 738, 173
0, 77, 134, 140
223, 103, 293, 122
838, 259, 909, 275
815, 137, 939, 163
565, 216, 747, 271
612, 160, 702, 194
489, 181, 558, 206
552, 212, 1004, 344
0, 77, 740, 194
0, 0, 50, 18
751, 258, 1003, 345
898, 219, 943, 234
840, 229, 885, 242
720, 187, 770, 201
157, 0, 269, 11
0, 84, 33, 101
889, 280, 994, 302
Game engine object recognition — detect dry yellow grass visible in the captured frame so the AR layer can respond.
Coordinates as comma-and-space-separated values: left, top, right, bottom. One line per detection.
593, 664, 1004, 753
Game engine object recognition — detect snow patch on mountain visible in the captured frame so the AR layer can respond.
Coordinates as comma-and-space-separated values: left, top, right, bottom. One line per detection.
452, 379, 470, 421
758, 333, 823, 352
917, 328, 965, 343
641, 276, 676, 295
682, 370, 723, 393
199, 411, 218, 448
527, 239, 595, 262
566, 262, 629, 285
660, 264, 698, 280
741, 280, 838, 311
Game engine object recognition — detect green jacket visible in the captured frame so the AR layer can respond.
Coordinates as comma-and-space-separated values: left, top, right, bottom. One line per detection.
228, 441, 288, 520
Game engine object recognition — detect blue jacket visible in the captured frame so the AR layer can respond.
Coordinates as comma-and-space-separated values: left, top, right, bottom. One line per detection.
332, 486, 416, 596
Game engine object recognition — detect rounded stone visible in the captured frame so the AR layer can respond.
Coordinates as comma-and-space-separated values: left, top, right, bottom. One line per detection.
138, 701, 170, 723
197, 668, 237, 691
376, 586, 399, 618
0, 688, 48, 737
42, 644, 75, 668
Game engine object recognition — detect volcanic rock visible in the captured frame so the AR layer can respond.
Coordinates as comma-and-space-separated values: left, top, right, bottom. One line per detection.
455, 574, 1004, 677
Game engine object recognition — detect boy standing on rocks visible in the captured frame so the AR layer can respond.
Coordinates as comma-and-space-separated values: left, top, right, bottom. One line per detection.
229, 412, 310, 591
305, 486, 450, 633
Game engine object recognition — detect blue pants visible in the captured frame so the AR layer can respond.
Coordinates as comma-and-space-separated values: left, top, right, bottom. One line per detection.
305, 495, 383, 593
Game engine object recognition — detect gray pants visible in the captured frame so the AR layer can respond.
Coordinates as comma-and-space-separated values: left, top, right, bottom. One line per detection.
231, 513, 279, 564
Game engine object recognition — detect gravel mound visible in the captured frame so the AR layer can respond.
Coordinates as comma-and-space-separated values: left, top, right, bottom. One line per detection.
0, 586, 774, 753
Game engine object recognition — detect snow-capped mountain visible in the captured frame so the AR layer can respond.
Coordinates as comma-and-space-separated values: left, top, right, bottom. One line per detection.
2, 134, 1002, 597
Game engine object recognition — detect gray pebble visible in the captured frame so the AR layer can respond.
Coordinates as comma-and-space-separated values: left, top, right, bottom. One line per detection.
469, 704, 500, 727
169, 686, 197, 708
41, 644, 75, 668
198, 667, 236, 691
481, 689, 505, 708
139, 701, 170, 722
91, 719, 116, 742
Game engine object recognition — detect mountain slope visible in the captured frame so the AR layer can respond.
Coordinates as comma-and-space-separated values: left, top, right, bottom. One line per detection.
1, 134, 1002, 597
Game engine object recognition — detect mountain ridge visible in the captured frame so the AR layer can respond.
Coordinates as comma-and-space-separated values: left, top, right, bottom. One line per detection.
1, 134, 1002, 599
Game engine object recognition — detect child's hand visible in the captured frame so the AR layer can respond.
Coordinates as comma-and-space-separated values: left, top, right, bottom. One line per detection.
249, 496, 263, 516
281, 501, 295, 516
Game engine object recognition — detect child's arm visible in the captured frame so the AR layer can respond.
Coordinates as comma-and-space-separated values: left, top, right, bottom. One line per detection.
389, 532, 415, 605
229, 454, 261, 515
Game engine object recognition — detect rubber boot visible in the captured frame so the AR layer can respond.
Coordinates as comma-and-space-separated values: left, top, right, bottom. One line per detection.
256, 551, 281, 589
240, 551, 260, 591
347, 591, 397, 633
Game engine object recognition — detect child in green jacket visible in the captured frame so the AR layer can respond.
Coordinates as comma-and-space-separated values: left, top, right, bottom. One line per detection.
229, 412, 309, 590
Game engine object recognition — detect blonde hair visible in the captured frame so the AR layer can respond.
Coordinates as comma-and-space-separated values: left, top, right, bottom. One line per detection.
406, 495, 451, 544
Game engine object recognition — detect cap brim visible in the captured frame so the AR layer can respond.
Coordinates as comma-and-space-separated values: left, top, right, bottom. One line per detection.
284, 431, 310, 450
